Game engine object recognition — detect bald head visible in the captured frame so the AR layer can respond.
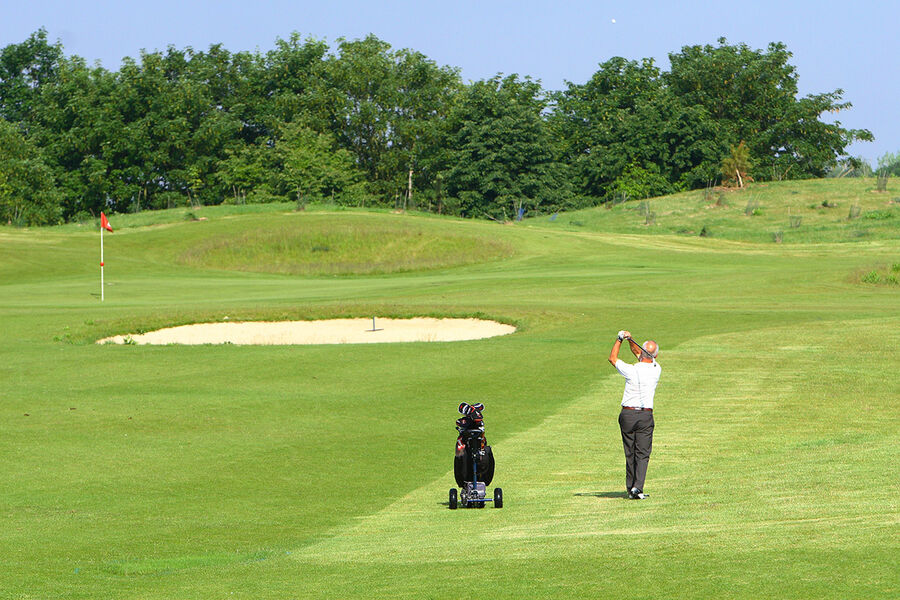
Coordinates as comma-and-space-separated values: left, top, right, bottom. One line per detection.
640, 340, 659, 361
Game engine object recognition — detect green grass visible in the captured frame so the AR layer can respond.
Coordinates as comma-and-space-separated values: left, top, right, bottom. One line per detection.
53, 201, 301, 232
1, 181, 898, 599
858, 262, 900, 285
177, 213, 515, 275
530, 178, 900, 243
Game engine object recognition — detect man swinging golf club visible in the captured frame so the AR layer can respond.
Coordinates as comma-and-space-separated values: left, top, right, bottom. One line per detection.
608, 330, 661, 499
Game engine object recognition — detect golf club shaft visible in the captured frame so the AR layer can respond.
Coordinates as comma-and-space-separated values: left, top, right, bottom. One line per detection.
625, 337, 651, 357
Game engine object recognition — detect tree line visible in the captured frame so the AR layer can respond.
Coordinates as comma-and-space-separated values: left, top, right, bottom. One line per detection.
0, 30, 873, 225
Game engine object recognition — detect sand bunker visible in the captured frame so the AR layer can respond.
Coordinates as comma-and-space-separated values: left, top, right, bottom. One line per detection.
98, 318, 516, 346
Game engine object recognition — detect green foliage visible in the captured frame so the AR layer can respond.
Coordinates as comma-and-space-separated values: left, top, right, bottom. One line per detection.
0, 28, 63, 123
876, 150, 900, 176
0, 120, 62, 225
865, 270, 881, 282
275, 122, 361, 203
721, 141, 752, 187
0, 31, 875, 224
863, 209, 895, 220
667, 38, 872, 180
826, 156, 873, 178
551, 57, 718, 200
611, 163, 672, 201
432, 75, 574, 219
875, 154, 899, 192
321, 35, 461, 200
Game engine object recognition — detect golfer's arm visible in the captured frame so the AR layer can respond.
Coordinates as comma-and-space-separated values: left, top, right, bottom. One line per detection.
627, 338, 642, 355
608, 340, 621, 366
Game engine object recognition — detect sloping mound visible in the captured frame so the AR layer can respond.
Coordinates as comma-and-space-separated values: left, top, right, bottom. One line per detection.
177, 215, 514, 275
97, 318, 516, 345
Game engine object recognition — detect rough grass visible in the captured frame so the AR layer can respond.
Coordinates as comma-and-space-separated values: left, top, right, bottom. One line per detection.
857, 262, 900, 285
531, 178, 900, 243
1, 181, 898, 599
176, 214, 515, 275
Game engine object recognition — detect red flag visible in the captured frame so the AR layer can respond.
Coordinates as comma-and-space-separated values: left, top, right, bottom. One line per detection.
100, 212, 113, 232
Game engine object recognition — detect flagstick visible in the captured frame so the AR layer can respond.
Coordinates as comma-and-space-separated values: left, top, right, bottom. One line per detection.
100, 226, 105, 302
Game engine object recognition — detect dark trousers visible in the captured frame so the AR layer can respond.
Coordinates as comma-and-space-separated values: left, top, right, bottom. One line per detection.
618, 408, 654, 492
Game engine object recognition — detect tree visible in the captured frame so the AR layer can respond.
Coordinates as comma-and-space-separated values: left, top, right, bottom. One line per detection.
610, 162, 673, 200
876, 151, 900, 177
275, 122, 361, 203
552, 56, 721, 200
432, 75, 573, 219
1, 31, 875, 223
214, 144, 271, 203
0, 29, 63, 124
0, 120, 62, 225
109, 47, 244, 209
321, 35, 461, 202
254, 34, 330, 141
666, 38, 872, 179
825, 157, 872, 178
389, 48, 461, 206
321, 36, 398, 193
29, 56, 123, 218
721, 141, 752, 188
552, 57, 660, 197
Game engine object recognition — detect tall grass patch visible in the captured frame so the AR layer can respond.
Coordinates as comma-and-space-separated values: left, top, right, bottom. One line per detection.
177, 215, 514, 275
532, 178, 900, 243
858, 262, 900, 285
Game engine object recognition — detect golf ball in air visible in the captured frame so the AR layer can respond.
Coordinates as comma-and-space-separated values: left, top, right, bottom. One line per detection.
611, 18, 616, 23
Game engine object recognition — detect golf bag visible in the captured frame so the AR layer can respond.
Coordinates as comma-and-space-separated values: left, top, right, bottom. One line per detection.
454, 402, 495, 487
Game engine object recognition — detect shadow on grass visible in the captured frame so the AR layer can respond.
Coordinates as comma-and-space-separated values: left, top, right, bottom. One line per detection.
573, 491, 627, 499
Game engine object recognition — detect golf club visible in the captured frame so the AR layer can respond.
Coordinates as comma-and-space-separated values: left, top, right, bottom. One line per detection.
624, 336, 655, 359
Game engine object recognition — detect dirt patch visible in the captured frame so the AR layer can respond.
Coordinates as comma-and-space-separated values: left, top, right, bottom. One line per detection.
97, 318, 516, 346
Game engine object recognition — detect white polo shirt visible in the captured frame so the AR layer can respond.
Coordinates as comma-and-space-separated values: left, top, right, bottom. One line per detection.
615, 359, 661, 409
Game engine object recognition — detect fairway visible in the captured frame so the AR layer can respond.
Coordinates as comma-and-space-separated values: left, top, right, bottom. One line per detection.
1, 195, 898, 599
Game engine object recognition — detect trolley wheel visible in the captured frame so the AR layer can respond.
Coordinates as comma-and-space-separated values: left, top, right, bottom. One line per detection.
494, 487, 503, 508
449, 488, 458, 510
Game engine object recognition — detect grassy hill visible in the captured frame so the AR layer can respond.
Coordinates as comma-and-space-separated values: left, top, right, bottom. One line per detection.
528, 177, 900, 244
0, 180, 897, 598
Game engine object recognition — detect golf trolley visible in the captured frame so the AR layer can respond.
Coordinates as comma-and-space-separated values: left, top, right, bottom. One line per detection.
449, 402, 503, 509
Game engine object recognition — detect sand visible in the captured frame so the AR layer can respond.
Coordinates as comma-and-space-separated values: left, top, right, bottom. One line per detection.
97, 318, 516, 346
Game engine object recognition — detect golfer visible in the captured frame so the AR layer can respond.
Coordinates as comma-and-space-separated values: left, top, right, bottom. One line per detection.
608, 330, 661, 499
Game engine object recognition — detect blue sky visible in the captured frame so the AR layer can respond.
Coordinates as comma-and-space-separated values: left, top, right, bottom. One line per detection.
4, 0, 896, 164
